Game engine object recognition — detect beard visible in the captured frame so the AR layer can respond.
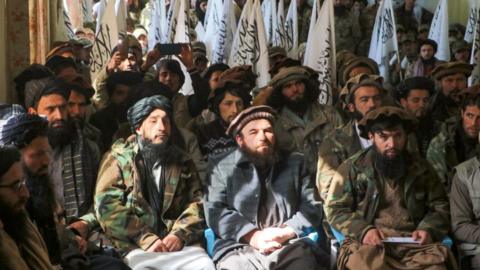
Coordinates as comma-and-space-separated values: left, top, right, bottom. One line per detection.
24, 165, 57, 224
240, 144, 279, 169
48, 120, 74, 148
284, 95, 308, 114
0, 198, 29, 243
138, 136, 186, 169
373, 145, 407, 180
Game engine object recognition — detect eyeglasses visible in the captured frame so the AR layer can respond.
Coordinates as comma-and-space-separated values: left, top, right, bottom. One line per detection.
0, 179, 26, 193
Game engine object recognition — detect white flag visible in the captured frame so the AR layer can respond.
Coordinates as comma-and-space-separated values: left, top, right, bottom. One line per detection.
272, 0, 287, 48
203, 0, 223, 60
148, 0, 162, 51
229, 0, 270, 87
428, 0, 450, 61
285, 0, 298, 58
307, 0, 322, 44
195, 22, 206, 41
82, 0, 94, 23
368, 0, 399, 82
54, 1, 75, 41
64, 0, 83, 31
90, 0, 118, 81
465, 2, 479, 43
303, 0, 336, 105
262, 0, 277, 44
167, 0, 190, 43
94, 0, 106, 34
469, 6, 480, 86
211, 0, 237, 63
115, 0, 128, 35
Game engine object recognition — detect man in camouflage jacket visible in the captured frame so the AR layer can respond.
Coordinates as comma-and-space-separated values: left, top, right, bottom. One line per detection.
266, 66, 344, 174
94, 95, 214, 269
427, 91, 480, 193
316, 74, 385, 200
325, 107, 455, 270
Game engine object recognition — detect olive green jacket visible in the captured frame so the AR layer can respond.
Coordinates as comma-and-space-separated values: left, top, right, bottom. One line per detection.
325, 148, 450, 243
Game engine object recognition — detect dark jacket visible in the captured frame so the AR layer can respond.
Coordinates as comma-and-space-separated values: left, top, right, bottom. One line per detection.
204, 149, 323, 262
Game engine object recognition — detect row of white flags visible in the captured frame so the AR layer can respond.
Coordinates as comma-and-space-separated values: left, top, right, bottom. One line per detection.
61, 0, 480, 103
466, 1, 480, 85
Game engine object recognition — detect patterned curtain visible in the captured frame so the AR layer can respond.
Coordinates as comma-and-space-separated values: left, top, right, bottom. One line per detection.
29, 0, 50, 64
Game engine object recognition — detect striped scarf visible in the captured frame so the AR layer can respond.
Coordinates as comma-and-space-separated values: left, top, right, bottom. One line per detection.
62, 124, 86, 219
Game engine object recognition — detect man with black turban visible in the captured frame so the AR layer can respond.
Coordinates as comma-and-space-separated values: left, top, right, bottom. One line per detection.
94, 95, 214, 270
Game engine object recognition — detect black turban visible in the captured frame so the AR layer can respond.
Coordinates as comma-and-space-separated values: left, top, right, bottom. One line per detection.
0, 146, 21, 179
0, 113, 48, 148
127, 95, 173, 132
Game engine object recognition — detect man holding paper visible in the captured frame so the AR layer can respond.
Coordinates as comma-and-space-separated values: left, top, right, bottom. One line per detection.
324, 106, 457, 270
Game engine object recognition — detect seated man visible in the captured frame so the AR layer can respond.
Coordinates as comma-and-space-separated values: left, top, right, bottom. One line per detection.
451, 146, 480, 270
427, 91, 480, 192
205, 106, 328, 270
0, 113, 129, 270
396, 76, 437, 157
94, 95, 214, 270
0, 146, 54, 270
325, 106, 455, 270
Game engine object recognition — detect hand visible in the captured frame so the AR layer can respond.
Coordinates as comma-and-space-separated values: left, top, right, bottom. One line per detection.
177, 45, 194, 70
362, 228, 384, 246
162, 234, 184, 252
68, 220, 89, 240
74, 235, 88, 255
249, 230, 282, 254
261, 227, 296, 244
412, 230, 431, 245
107, 51, 123, 73
146, 239, 169, 252
142, 49, 162, 72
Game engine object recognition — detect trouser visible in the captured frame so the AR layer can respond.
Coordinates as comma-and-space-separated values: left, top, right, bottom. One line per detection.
89, 254, 131, 270
125, 246, 215, 270
216, 240, 328, 270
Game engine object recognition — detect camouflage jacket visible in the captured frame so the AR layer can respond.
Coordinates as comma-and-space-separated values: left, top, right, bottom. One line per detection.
94, 135, 205, 252
427, 117, 474, 192
335, 13, 362, 53
316, 120, 362, 200
317, 120, 421, 200
276, 103, 344, 174
325, 148, 450, 243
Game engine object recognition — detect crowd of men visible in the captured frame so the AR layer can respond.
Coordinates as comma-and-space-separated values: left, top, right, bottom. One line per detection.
1, 0, 480, 269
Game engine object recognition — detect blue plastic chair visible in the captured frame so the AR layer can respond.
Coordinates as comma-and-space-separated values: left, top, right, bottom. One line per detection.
204, 227, 319, 257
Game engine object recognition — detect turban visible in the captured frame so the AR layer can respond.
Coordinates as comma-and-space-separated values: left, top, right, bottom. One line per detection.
0, 146, 21, 179
0, 113, 48, 148
127, 95, 173, 132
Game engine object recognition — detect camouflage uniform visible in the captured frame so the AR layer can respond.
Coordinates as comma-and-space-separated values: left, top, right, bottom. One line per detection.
325, 148, 450, 243
316, 120, 362, 200
94, 135, 205, 252
335, 13, 362, 53
427, 117, 479, 192
276, 103, 344, 174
